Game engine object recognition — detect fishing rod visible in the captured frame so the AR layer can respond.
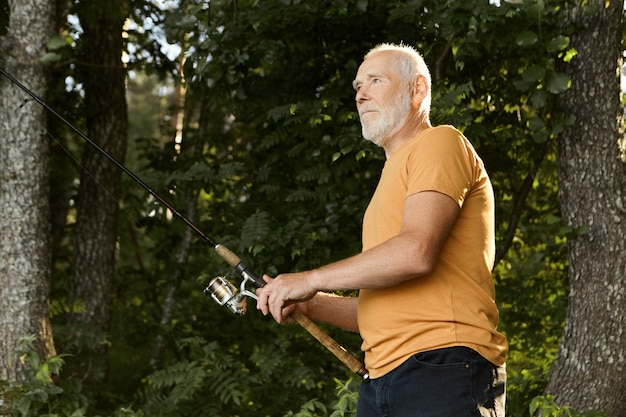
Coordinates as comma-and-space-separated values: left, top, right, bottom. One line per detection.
0, 68, 369, 379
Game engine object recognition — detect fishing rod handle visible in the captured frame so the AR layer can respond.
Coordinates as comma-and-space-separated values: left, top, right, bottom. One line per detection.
215, 244, 265, 287
291, 309, 369, 379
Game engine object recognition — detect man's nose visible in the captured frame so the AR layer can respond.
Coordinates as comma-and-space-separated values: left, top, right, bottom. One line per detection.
355, 88, 368, 103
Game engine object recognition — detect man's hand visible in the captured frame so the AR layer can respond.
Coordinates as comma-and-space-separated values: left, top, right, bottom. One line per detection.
255, 271, 317, 323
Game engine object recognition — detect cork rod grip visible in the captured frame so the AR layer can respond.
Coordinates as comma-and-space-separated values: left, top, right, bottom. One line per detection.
291, 309, 369, 379
215, 244, 265, 287
215, 244, 242, 268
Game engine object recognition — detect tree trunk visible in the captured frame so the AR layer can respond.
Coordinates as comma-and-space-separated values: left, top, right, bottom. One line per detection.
66, 1, 128, 382
0, 0, 55, 384
547, 1, 626, 415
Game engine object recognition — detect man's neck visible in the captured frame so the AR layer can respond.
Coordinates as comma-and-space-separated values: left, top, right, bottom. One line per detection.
382, 117, 432, 158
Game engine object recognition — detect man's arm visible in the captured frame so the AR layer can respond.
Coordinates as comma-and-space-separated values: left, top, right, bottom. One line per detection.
296, 292, 359, 332
256, 190, 459, 322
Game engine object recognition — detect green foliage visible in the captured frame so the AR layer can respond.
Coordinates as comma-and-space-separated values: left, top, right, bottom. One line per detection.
495, 231, 568, 415
283, 399, 328, 417
1, 336, 143, 417
145, 337, 271, 414
529, 395, 609, 417
329, 378, 359, 417
134, 334, 355, 417
6, 337, 85, 417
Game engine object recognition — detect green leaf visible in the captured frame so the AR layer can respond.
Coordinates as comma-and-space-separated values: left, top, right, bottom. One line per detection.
546, 71, 570, 94
47, 35, 70, 50
583, 3, 600, 16
268, 103, 297, 122
513, 78, 533, 92
241, 210, 271, 245
522, 65, 545, 83
530, 90, 548, 108
528, 117, 544, 131
529, 395, 541, 416
547, 35, 569, 53
516, 30, 538, 46
39, 52, 62, 63
562, 48, 578, 63
532, 130, 549, 144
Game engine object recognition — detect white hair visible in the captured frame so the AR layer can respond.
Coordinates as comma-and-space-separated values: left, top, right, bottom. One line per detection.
364, 43, 432, 116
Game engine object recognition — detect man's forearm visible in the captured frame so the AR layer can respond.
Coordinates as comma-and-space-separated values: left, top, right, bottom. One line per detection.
301, 292, 359, 333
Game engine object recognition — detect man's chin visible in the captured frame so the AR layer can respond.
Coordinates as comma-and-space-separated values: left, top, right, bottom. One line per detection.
362, 134, 385, 147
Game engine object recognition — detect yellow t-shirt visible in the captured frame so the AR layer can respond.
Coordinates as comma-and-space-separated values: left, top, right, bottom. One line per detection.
358, 125, 508, 378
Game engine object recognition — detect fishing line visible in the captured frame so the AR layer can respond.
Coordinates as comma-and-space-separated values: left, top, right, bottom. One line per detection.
42, 121, 197, 285
1, 68, 369, 379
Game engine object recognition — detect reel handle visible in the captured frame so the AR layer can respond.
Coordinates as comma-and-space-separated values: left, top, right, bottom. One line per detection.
213, 243, 369, 379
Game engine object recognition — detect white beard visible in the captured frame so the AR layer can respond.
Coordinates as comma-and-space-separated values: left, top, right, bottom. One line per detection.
360, 89, 412, 147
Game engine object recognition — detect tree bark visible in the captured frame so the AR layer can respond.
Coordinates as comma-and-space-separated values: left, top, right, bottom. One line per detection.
0, 0, 55, 384
547, 1, 626, 415
66, 0, 128, 382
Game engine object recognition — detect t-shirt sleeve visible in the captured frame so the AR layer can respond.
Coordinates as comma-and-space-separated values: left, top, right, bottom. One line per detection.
405, 127, 475, 207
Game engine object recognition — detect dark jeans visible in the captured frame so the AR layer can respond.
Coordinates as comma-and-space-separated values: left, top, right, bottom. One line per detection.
356, 346, 506, 417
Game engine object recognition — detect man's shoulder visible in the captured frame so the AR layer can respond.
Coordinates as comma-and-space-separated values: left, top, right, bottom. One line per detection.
421, 125, 464, 140
408, 125, 468, 153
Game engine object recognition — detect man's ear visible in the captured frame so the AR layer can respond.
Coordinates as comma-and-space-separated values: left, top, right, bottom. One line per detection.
412, 74, 429, 102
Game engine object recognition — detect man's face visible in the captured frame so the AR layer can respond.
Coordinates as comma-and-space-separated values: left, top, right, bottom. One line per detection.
353, 51, 412, 147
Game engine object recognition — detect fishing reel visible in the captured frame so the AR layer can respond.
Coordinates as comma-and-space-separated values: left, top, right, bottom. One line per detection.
204, 275, 258, 315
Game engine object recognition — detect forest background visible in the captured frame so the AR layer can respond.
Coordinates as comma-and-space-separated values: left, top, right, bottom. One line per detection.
0, 0, 625, 416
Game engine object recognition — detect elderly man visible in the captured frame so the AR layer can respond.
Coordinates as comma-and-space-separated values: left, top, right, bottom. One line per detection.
256, 43, 507, 417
